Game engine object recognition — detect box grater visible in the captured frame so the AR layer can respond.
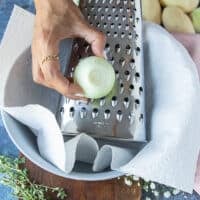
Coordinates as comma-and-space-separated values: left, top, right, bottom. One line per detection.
57, 0, 146, 142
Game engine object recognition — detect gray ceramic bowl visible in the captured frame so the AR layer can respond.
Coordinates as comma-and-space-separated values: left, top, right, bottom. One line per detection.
2, 110, 123, 180
1, 44, 124, 181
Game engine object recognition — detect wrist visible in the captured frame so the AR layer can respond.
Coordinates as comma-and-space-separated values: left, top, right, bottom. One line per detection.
34, 0, 72, 16
34, 0, 52, 15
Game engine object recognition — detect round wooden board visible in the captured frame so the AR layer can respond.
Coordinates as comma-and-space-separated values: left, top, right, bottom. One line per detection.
21, 155, 141, 200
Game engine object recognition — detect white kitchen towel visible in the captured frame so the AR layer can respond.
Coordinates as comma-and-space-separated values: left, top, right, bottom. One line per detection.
1, 6, 200, 193
3, 105, 99, 173
93, 145, 135, 172
119, 23, 200, 193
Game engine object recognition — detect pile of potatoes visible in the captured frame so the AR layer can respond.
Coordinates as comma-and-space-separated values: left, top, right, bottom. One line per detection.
142, 0, 200, 33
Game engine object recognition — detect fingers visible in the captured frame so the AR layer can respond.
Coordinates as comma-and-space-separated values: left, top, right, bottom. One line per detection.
32, 44, 45, 85
78, 23, 106, 57
39, 61, 87, 100
47, 70, 87, 101
32, 38, 87, 101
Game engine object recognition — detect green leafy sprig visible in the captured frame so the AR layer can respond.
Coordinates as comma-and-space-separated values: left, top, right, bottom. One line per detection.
0, 155, 67, 200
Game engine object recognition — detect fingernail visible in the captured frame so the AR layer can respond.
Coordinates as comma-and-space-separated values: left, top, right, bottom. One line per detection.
76, 93, 85, 98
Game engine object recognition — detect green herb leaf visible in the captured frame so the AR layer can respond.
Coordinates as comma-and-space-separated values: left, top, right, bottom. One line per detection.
0, 155, 68, 200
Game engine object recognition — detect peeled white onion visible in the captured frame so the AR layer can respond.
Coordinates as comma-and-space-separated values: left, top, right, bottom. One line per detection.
74, 56, 115, 99
73, 0, 80, 6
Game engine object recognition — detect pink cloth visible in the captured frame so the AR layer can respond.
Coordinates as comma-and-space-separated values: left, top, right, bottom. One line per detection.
173, 33, 200, 194
173, 34, 200, 78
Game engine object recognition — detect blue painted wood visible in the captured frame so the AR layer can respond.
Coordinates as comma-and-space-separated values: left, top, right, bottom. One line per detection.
0, 1, 199, 199
0, 1, 34, 199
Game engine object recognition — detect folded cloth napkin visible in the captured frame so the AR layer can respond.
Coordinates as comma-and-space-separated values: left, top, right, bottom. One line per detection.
3, 105, 99, 173
118, 23, 200, 193
1, 6, 200, 193
173, 33, 200, 195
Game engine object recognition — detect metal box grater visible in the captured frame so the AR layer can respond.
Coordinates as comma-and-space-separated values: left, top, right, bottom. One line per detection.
56, 0, 146, 142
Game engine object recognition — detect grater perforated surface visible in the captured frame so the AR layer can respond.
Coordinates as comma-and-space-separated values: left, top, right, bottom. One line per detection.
57, 0, 146, 141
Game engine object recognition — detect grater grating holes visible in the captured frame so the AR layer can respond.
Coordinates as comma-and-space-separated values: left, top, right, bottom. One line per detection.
115, 44, 120, 53
129, 84, 134, 90
57, 0, 146, 141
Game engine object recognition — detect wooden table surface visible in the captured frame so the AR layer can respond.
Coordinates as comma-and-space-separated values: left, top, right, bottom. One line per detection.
22, 156, 141, 200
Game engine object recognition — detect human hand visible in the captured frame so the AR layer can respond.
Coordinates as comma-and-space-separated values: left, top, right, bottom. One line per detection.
32, 0, 106, 100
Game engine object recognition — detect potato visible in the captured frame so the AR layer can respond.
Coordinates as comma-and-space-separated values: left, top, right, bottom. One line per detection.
142, 0, 162, 24
162, 6, 195, 33
191, 8, 200, 33
160, 0, 200, 13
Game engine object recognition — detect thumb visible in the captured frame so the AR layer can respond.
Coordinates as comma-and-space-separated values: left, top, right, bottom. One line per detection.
79, 24, 106, 57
